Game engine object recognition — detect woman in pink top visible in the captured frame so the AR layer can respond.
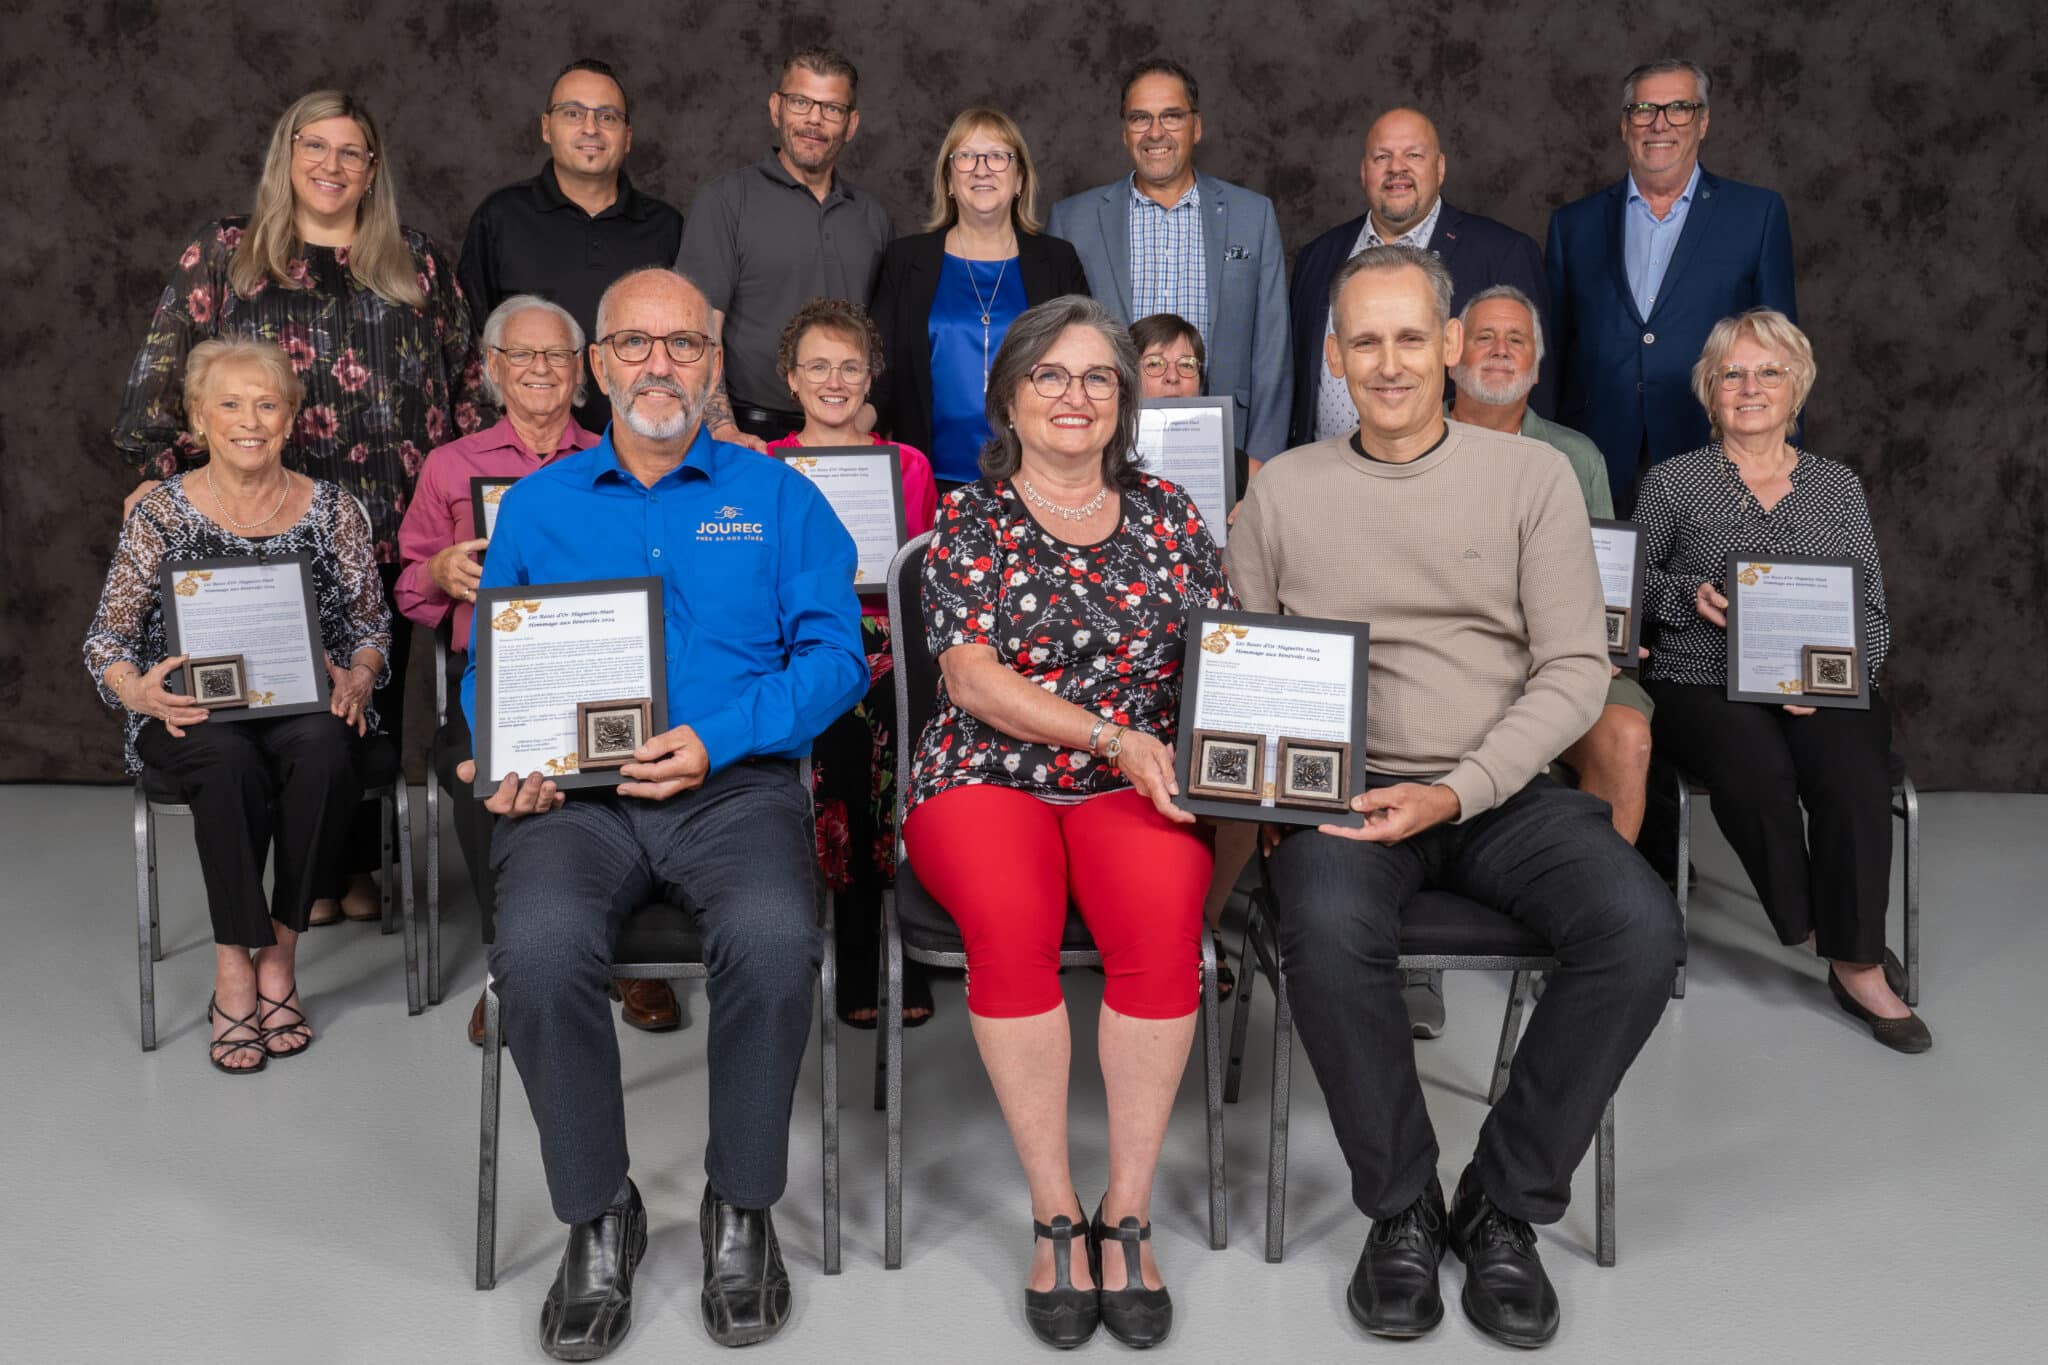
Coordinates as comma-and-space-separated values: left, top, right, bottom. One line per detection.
768, 298, 938, 1027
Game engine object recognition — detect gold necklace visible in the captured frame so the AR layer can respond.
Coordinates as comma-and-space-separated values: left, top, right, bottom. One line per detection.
205, 463, 290, 531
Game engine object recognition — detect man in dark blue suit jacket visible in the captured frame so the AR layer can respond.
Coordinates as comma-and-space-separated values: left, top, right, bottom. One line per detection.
1288, 108, 1552, 450
1546, 58, 1797, 511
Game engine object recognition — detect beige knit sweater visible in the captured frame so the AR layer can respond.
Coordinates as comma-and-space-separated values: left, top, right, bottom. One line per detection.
1226, 421, 1607, 820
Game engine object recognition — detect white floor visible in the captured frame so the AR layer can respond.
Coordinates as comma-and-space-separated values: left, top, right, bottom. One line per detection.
2, 784, 2042, 1364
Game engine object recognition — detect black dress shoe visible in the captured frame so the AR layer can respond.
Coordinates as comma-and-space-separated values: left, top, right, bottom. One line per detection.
1025, 1210, 1099, 1349
1346, 1175, 1446, 1338
540, 1179, 647, 1362
1447, 1165, 1558, 1349
700, 1185, 791, 1347
1828, 965, 1932, 1054
1090, 1202, 1172, 1348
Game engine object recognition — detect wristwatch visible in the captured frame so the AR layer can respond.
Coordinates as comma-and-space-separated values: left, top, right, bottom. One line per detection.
1102, 726, 1127, 767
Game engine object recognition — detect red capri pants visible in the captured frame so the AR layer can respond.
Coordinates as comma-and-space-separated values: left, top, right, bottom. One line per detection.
903, 784, 1212, 1020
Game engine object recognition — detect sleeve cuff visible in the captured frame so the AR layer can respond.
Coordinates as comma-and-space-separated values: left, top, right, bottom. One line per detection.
1436, 763, 1497, 824
689, 706, 753, 775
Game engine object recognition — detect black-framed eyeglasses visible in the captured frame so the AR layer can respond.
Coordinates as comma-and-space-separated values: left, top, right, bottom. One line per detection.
1623, 99, 1705, 127
1123, 108, 1193, 133
775, 91, 853, 124
1715, 364, 1792, 391
492, 345, 579, 367
949, 149, 1016, 173
1140, 355, 1201, 379
291, 133, 374, 174
1029, 365, 1119, 400
598, 330, 716, 364
794, 359, 870, 385
548, 100, 628, 129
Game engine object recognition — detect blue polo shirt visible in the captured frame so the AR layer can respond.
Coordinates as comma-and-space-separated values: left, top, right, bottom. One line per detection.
462, 425, 866, 773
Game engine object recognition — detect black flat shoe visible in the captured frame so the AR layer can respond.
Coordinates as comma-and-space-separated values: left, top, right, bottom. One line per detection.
1882, 947, 1908, 999
1345, 1175, 1445, 1338
1025, 1209, 1099, 1349
1828, 966, 1932, 1054
1447, 1165, 1558, 1349
1090, 1203, 1173, 1348
700, 1185, 791, 1347
540, 1179, 646, 1362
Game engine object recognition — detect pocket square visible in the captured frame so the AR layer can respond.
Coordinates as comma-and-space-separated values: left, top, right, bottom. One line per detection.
1225, 244, 1250, 261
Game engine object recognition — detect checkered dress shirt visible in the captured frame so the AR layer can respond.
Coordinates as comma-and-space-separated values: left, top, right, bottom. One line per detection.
1128, 178, 1208, 345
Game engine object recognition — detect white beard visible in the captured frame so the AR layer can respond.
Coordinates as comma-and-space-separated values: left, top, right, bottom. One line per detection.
1451, 363, 1537, 408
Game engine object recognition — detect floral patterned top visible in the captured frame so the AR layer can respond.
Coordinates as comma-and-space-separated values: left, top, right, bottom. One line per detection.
82, 474, 392, 774
110, 216, 487, 561
907, 475, 1232, 812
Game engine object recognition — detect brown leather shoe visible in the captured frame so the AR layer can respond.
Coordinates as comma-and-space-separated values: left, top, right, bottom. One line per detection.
612, 979, 682, 1032
468, 991, 487, 1047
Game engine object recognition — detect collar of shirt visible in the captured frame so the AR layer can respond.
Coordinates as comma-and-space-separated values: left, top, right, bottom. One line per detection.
533, 162, 654, 222
1128, 174, 1200, 214
1356, 194, 1444, 252
582, 422, 732, 489
465, 414, 600, 462
1625, 163, 1701, 220
758, 149, 850, 206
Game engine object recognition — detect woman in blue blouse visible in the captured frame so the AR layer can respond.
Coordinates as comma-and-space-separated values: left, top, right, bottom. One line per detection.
868, 108, 1089, 490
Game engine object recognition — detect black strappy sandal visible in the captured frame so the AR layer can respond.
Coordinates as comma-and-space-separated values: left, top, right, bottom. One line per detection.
206, 994, 268, 1075
1091, 1202, 1174, 1348
256, 989, 313, 1059
1025, 1209, 1100, 1349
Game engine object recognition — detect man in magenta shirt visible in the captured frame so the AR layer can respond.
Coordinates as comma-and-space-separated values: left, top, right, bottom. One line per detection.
396, 294, 681, 1042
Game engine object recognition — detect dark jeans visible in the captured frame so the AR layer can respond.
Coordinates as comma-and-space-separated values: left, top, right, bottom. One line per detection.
489, 761, 821, 1224
1648, 683, 1895, 963
1267, 776, 1679, 1225
135, 711, 361, 946
347, 562, 410, 874
429, 643, 499, 941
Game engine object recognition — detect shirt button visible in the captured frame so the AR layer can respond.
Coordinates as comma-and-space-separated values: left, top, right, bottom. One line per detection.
1643, 332, 1656, 345
651, 548, 662, 558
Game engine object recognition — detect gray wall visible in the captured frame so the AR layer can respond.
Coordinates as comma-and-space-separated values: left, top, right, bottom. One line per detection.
4, 0, 2043, 789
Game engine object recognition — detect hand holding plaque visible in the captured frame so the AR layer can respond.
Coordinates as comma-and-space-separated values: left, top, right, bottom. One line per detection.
1723, 553, 1871, 709
160, 554, 330, 722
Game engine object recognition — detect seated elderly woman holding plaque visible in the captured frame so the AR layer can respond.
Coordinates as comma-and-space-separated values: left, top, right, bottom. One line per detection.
1636, 308, 1927, 1052
765, 297, 939, 1027
901, 296, 1231, 1350
84, 338, 390, 1073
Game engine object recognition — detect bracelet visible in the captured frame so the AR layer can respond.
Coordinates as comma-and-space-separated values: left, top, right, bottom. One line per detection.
1086, 716, 1111, 753
1102, 726, 1127, 769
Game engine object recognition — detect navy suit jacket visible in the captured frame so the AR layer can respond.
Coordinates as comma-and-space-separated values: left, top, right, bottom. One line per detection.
1545, 169, 1797, 502
1286, 198, 1553, 447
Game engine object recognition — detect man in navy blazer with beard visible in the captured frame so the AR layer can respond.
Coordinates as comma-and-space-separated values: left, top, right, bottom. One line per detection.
1545, 57, 1797, 512
1287, 108, 1554, 452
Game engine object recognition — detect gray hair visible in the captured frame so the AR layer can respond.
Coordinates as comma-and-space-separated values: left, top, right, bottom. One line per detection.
1622, 58, 1711, 106
1329, 243, 1455, 329
480, 295, 587, 407
1458, 284, 1546, 368
980, 295, 1145, 491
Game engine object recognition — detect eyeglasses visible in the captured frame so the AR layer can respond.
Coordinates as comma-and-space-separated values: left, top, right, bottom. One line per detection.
775, 91, 853, 124
1623, 99, 1706, 127
598, 330, 716, 364
292, 134, 374, 174
1716, 364, 1792, 390
1140, 355, 1201, 379
949, 149, 1016, 173
1123, 108, 1193, 133
1029, 365, 1119, 400
795, 359, 870, 385
492, 345, 579, 367
549, 100, 627, 129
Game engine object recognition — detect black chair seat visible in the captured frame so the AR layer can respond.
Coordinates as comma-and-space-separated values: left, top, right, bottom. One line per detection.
1397, 890, 1552, 959
895, 862, 1096, 958
140, 732, 401, 805
613, 900, 704, 965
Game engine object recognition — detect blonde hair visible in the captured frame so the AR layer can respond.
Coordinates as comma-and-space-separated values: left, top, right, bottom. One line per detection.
923, 108, 1044, 235
184, 339, 305, 432
1691, 308, 1816, 436
228, 90, 425, 310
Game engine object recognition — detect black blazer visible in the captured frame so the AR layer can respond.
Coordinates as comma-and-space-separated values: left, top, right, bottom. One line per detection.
868, 229, 1091, 456
1286, 198, 1554, 446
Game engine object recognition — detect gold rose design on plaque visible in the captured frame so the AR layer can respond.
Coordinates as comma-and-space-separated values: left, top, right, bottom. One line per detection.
1735, 563, 1774, 587
173, 570, 215, 597
1201, 623, 1251, 655
490, 598, 545, 633
787, 455, 819, 473
543, 753, 579, 774
481, 484, 507, 505
247, 690, 276, 706
1775, 679, 1803, 695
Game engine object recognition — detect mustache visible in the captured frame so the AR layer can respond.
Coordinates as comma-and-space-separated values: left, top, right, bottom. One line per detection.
627, 375, 687, 401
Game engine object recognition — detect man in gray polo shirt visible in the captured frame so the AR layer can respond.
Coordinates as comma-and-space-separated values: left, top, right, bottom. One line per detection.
676, 45, 893, 448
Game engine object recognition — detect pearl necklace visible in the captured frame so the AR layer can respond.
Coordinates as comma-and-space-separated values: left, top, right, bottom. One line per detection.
205, 463, 290, 531
1017, 476, 1110, 522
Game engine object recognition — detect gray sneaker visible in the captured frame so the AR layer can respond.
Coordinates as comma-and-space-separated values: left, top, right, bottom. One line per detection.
1403, 970, 1445, 1039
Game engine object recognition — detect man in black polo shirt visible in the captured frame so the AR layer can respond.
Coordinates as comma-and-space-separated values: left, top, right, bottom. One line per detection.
676, 45, 893, 449
459, 58, 685, 434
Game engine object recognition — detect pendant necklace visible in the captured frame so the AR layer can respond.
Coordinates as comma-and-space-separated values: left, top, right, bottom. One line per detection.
206, 463, 290, 532
1018, 476, 1110, 522
966, 256, 1010, 393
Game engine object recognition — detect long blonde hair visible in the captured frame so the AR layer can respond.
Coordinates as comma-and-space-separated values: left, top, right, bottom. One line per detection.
228, 90, 425, 309
923, 108, 1044, 235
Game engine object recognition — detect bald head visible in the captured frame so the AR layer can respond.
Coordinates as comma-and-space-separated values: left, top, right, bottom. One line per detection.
592, 267, 721, 445
594, 266, 710, 342
1360, 107, 1446, 240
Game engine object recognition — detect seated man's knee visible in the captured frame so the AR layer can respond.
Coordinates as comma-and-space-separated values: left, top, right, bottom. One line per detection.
1578, 706, 1651, 781
489, 886, 613, 994
710, 884, 821, 995
1268, 834, 1401, 964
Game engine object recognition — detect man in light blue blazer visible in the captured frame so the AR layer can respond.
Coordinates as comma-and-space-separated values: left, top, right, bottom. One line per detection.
1545, 57, 1797, 512
1048, 58, 1292, 462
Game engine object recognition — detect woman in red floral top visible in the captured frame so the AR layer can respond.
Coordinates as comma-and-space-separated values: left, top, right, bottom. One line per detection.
901, 297, 1230, 1349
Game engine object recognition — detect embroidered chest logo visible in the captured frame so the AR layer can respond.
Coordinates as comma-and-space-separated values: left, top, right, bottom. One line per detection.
698, 503, 765, 541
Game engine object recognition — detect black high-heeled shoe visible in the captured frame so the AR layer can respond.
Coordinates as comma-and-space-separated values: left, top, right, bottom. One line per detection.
206, 994, 267, 1075
1090, 1202, 1173, 1349
1025, 1211, 1099, 1349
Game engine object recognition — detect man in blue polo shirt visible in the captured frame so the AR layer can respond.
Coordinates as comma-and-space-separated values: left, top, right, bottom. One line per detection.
459, 266, 864, 1360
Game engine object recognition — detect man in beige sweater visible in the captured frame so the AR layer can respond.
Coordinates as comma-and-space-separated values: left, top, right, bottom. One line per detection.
1228, 245, 1678, 1349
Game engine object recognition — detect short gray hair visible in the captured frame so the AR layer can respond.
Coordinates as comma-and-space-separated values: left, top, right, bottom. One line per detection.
480, 295, 587, 407
980, 295, 1145, 491
1458, 284, 1545, 368
1622, 58, 1711, 106
1329, 243, 1454, 330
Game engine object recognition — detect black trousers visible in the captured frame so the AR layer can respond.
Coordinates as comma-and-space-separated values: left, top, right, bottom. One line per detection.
1267, 777, 1679, 1225
1648, 683, 1895, 963
430, 642, 500, 941
135, 711, 361, 947
346, 562, 410, 874
489, 762, 821, 1224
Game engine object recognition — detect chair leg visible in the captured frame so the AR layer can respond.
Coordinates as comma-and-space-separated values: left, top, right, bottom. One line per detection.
819, 893, 841, 1275
871, 921, 889, 1113
1672, 779, 1691, 999
134, 785, 157, 1053
1224, 897, 1261, 1105
1899, 777, 1920, 1007
146, 798, 162, 964
1488, 971, 1531, 1107
425, 773, 442, 1005
1200, 933, 1227, 1251
379, 787, 398, 936
1595, 1096, 1617, 1267
394, 787, 421, 1015
475, 979, 503, 1290
1265, 962, 1293, 1263
883, 894, 905, 1270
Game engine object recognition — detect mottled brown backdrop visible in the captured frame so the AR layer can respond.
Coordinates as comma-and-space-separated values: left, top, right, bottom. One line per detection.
3, 0, 2043, 789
